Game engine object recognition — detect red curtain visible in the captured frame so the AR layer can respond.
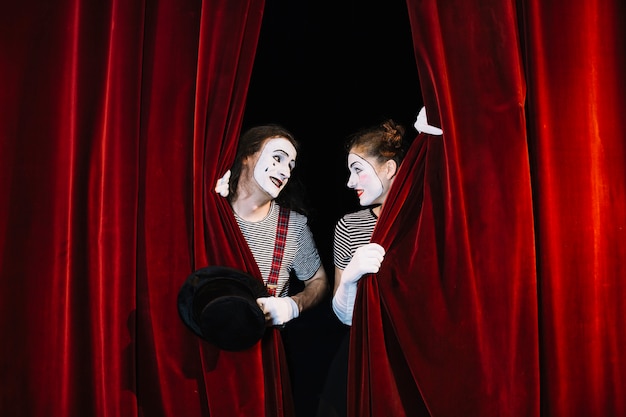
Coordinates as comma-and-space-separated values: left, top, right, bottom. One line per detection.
524, 0, 626, 415
3, 0, 626, 416
1, 2, 147, 415
349, 0, 626, 416
137, 0, 295, 416
0, 0, 286, 416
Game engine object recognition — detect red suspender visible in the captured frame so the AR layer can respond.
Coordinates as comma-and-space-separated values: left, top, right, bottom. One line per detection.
266, 206, 290, 296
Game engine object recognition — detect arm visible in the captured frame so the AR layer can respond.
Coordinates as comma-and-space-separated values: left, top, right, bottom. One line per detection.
290, 265, 329, 313
258, 265, 328, 326
332, 266, 356, 326
333, 265, 344, 294
332, 243, 385, 325
256, 213, 329, 326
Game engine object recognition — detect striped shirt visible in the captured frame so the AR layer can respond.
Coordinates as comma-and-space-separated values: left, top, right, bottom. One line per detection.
235, 201, 322, 297
333, 208, 379, 270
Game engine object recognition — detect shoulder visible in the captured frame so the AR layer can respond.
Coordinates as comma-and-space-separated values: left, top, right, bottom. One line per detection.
276, 204, 309, 227
289, 209, 308, 223
335, 208, 370, 235
339, 208, 376, 225
335, 207, 377, 241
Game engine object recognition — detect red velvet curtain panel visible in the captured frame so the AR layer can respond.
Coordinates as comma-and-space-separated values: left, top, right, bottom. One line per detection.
136, 0, 292, 416
351, 0, 539, 416
1, 2, 146, 415
1, 1, 270, 416
348, 0, 626, 416
4, 0, 626, 416
524, 0, 626, 415
191, 1, 295, 416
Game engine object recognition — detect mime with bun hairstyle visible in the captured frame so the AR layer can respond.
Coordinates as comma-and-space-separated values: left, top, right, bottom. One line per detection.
317, 108, 442, 417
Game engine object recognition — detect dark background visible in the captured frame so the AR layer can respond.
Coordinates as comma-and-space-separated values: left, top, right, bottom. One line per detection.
242, 1, 421, 415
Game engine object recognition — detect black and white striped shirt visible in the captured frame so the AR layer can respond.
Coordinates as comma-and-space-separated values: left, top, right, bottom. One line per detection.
235, 201, 322, 297
333, 208, 378, 270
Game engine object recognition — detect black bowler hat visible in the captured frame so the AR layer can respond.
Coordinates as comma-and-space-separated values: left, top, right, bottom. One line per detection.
177, 266, 269, 351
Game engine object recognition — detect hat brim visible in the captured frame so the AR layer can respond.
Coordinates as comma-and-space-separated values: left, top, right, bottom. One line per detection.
177, 266, 269, 351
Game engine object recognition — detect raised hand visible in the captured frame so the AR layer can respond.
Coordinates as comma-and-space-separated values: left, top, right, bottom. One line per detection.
214, 170, 231, 197
414, 106, 443, 135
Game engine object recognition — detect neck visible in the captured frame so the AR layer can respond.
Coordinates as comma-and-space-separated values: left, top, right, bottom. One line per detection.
231, 193, 273, 222
372, 204, 382, 217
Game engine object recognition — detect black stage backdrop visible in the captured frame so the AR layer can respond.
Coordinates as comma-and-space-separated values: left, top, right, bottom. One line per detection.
243, 1, 421, 416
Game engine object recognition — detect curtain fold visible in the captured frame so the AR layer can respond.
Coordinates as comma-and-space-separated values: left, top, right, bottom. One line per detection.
1, 1, 145, 415
349, 0, 540, 415
1, 0, 272, 416
3, 0, 626, 416
135, 0, 205, 415
136, 0, 293, 416
347, 0, 626, 415
191, 3, 295, 415
523, 0, 626, 415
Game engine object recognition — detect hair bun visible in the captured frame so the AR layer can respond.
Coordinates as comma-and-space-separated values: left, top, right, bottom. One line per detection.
382, 119, 404, 149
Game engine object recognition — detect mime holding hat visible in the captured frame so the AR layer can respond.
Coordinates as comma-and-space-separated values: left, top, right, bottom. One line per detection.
215, 124, 329, 328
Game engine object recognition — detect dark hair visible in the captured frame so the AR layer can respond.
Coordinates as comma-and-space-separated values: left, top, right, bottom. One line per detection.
229, 124, 309, 215
346, 119, 406, 168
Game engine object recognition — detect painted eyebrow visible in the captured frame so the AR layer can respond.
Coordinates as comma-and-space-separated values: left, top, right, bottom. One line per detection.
274, 149, 292, 158
274, 149, 296, 167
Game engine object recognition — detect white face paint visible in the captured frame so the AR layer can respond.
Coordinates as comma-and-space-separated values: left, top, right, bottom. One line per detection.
253, 137, 297, 198
346, 153, 384, 206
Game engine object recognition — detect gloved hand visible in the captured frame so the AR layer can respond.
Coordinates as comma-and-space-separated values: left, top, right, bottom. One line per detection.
332, 243, 385, 325
414, 106, 443, 135
256, 296, 300, 326
341, 243, 385, 284
214, 170, 231, 197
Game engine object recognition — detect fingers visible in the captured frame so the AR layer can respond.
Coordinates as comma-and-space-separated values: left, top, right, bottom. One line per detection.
355, 243, 385, 262
353, 243, 386, 274
363, 258, 382, 274
414, 106, 443, 136
214, 170, 231, 197
257, 297, 269, 312
364, 243, 385, 258
256, 297, 273, 325
256, 296, 298, 326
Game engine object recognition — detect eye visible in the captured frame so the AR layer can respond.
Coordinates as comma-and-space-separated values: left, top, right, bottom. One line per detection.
273, 155, 281, 163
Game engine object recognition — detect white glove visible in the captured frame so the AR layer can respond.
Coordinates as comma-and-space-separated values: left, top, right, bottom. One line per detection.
414, 106, 443, 135
256, 296, 299, 326
214, 170, 231, 197
332, 243, 385, 325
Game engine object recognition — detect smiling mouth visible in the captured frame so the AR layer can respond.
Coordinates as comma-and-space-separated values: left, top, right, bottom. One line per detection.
356, 189, 364, 198
271, 177, 283, 188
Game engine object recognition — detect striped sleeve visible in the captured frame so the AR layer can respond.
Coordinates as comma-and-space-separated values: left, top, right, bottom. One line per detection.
333, 209, 377, 270
291, 219, 322, 281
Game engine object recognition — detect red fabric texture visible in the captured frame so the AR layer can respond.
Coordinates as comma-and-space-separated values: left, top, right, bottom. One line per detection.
524, 0, 626, 415
2, 0, 626, 416
347, 0, 626, 416
137, 0, 294, 416
0, 0, 293, 416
